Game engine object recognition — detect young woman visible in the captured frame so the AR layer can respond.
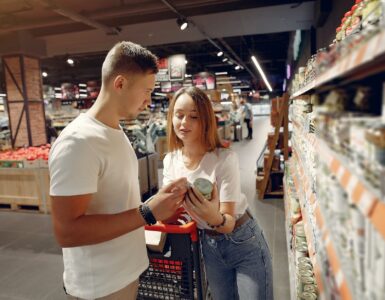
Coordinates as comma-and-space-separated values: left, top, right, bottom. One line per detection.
163, 87, 273, 300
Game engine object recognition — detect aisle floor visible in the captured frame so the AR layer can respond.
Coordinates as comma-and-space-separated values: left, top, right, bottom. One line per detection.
0, 116, 289, 300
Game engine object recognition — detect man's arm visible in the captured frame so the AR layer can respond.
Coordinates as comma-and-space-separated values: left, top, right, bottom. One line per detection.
51, 178, 187, 247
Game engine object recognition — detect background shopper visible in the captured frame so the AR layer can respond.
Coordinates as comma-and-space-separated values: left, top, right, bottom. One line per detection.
241, 99, 254, 139
49, 41, 187, 300
163, 87, 273, 300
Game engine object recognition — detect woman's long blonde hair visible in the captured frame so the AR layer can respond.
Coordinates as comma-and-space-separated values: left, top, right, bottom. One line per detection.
167, 87, 223, 152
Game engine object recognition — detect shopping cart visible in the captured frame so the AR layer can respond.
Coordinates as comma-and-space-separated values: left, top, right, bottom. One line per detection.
138, 219, 209, 300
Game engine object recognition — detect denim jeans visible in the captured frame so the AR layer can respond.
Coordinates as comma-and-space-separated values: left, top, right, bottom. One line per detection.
201, 218, 273, 300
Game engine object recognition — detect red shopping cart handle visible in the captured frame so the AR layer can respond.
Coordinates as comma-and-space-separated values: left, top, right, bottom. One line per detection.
145, 221, 198, 242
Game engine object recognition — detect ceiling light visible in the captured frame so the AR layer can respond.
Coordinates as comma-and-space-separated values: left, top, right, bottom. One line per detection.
185, 74, 192, 77
222, 58, 228, 62
217, 51, 223, 57
215, 72, 228, 75
66, 58, 74, 65
176, 18, 188, 30
251, 55, 273, 92
42, 72, 48, 77
227, 60, 234, 65
185, 60, 188, 64
235, 65, 241, 70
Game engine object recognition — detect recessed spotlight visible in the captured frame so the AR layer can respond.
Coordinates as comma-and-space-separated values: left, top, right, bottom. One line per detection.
176, 18, 188, 30
222, 58, 228, 62
217, 51, 223, 57
66, 58, 74, 65
185, 60, 188, 64
42, 72, 48, 77
235, 65, 241, 70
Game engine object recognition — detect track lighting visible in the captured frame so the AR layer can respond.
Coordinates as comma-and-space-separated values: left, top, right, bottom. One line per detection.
176, 17, 188, 30
217, 51, 223, 57
222, 58, 228, 62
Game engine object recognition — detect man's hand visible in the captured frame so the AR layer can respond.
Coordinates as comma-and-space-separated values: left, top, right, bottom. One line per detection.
147, 177, 187, 221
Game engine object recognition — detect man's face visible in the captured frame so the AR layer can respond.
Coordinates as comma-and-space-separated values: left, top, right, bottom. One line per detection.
118, 72, 155, 119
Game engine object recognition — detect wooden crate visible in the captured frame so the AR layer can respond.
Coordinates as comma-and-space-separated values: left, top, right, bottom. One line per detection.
155, 136, 168, 160
0, 168, 47, 213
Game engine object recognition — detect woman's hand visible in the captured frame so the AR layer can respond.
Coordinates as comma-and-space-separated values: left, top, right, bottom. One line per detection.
185, 182, 222, 225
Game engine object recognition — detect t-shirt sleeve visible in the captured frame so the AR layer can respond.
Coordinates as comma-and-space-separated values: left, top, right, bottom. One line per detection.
216, 150, 241, 203
49, 136, 100, 196
162, 153, 174, 187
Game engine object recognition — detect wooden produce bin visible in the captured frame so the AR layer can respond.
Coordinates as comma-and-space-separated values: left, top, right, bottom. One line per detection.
0, 167, 49, 213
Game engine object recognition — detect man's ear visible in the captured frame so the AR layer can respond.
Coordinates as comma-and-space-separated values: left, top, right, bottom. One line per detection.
113, 75, 125, 91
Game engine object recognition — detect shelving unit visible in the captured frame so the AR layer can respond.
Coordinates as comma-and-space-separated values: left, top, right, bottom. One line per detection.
286, 25, 385, 300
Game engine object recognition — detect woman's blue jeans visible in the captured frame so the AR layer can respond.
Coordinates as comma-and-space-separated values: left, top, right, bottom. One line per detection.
201, 217, 273, 300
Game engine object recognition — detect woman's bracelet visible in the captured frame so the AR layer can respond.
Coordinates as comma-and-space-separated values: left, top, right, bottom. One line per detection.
207, 213, 226, 230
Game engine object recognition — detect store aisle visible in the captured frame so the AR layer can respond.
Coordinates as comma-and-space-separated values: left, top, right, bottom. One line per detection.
0, 117, 289, 300
234, 116, 290, 300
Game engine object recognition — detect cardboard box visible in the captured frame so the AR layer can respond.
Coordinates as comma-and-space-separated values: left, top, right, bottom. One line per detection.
145, 230, 167, 252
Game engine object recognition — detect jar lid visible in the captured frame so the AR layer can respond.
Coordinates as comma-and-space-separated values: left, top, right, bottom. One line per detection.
342, 17, 347, 23
351, 4, 358, 12
336, 27, 342, 32
344, 11, 352, 17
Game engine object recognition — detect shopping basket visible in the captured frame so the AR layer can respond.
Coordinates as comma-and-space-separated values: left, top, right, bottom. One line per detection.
137, 220, 208, 300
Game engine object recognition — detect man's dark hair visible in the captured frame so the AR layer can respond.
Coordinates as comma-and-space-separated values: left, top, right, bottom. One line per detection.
101, 41, 158, 85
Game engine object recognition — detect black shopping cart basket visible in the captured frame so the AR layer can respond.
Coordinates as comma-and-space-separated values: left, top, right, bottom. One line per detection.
138, 218, 208, 300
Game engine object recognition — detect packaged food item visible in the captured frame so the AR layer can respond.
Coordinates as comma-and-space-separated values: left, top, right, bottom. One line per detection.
350, 0, 365, 34
362, 0, 383, 28
342, 11, 353, 38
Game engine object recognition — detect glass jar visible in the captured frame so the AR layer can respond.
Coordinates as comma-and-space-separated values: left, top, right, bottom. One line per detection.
336, 26, 343, 42
362, 0, 382, 28
341, 16, 348, 40
343, 11, 353, 38
351, 0, 365, 34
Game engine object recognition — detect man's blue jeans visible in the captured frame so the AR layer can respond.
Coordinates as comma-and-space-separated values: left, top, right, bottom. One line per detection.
201, 218, 273, 300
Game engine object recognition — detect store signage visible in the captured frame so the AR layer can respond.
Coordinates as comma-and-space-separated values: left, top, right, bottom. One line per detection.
156, 58, 169, 82
192, 72, 216, 90
168, 54, 186, 81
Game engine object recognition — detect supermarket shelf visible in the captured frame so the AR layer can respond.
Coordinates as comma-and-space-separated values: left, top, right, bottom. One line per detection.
292, 29, 385, 98
317, 138, 385, 241
287, 161, 327, 298
283, 179, 297, 300
290, 156, 356, 300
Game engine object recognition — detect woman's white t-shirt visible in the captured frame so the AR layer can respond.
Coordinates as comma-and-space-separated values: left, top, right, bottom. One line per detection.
163, 148, 248, 229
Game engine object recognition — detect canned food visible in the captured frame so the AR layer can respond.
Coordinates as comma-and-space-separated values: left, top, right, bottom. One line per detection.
300, 291, 318, 300
304, 284, 318, 294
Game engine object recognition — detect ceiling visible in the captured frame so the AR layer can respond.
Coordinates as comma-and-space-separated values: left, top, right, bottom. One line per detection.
0, 0, 316, 93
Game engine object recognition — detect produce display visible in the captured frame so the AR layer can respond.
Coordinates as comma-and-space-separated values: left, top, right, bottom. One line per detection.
0, 144, 50, 168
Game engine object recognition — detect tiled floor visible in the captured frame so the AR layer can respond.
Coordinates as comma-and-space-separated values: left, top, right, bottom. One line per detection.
0, 116, 289, 300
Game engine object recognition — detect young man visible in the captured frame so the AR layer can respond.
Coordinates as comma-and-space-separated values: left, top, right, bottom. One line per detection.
49, 41, 187, 300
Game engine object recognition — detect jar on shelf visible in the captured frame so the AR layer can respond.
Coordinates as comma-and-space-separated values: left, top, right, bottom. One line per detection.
300, 291, 318, 300
342, 11, 353, 38
351, 0, 365, 34
362, 0, 383, 28
336, 26, 343, 42
365, 123, 385, 166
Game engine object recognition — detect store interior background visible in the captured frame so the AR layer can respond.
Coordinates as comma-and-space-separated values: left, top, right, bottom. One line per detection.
1, 0, 383, 300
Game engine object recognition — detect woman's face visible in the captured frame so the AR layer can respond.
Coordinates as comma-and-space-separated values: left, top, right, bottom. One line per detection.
172, 93, 202, 145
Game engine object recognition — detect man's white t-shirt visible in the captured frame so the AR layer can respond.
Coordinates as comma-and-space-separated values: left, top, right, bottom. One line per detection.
49, 113, 148, 299
163, 148, 248, 229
